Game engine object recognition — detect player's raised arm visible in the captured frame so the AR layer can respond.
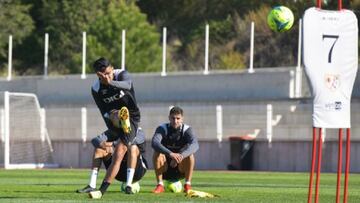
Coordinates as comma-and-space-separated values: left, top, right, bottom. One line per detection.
108, 70, 132, 90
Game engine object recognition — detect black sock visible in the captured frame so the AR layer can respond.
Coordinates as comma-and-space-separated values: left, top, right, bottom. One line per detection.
99, 181, 110, 194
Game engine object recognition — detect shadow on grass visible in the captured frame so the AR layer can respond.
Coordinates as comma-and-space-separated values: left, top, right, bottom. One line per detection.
0, 197, 19, 199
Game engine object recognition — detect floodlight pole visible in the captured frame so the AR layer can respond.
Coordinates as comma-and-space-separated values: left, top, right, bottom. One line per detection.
161, 27, 167, 76
121, 30, 126, 70
7, 35, 12, 81
248, 21, 254, 73
81, 32, 86, 79
44, 33, 49, 78
204, 24, 209, 75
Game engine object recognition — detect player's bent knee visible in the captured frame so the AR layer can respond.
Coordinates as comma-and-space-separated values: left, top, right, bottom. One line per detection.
112, 144, 127, 162
183, 154, 195, 163
153, 152, 166, 166
94, 148, 108, 158
179, 154, 195, 172
160, 153, 166, 161
129, 145, 140, 156
152, 151, 160, 159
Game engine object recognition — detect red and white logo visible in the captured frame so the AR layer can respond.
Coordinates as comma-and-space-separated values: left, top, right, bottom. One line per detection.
324, 74, 340, 92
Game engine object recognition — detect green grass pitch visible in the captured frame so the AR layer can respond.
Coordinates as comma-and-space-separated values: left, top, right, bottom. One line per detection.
0, 169, 360, 202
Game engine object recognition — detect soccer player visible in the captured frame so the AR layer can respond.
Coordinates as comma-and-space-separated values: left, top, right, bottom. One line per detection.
152, 106, 199, 193
76, 128, 147, 194
88, 57, 142, 197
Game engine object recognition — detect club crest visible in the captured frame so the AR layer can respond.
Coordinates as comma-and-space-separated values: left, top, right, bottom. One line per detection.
324, 74, 340, 92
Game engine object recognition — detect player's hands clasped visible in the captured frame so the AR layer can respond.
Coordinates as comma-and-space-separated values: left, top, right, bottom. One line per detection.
169, 152, 183, 165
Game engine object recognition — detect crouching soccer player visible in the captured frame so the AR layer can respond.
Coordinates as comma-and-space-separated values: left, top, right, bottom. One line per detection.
152, 106, 199, 193
76, 128, 148, 195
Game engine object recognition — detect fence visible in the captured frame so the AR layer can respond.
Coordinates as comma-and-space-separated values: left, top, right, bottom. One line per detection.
38, 101, 360, 142
3, 21, 305, 99
2, 96, 360, 170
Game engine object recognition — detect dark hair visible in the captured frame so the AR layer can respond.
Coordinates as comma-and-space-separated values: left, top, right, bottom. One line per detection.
93, 57, 111, 72
169, 106, 183, 116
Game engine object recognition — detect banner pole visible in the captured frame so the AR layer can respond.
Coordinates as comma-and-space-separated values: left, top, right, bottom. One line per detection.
317, 0, 321, 8
338, 0, 342, 10
336, 128, 343, 203
308, 127, 317, 203
343, 128, 350, 203
315, 128, 323, 203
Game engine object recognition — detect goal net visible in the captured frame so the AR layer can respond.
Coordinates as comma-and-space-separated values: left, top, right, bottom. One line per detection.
2, 91, 58, 169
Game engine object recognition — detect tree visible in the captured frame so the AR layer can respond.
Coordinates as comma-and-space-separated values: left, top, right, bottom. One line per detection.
40, 0, 104, 74
11, 0, 104, 75
3, 0, 358, 74
136, 1, 308, 70
87, 1, 162, 73
11, 0, 161, 75
137, 0, 244, 71
0, 1, 34, 75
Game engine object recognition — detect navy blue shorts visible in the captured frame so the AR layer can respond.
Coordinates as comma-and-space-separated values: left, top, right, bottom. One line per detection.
163, 156, 185, 181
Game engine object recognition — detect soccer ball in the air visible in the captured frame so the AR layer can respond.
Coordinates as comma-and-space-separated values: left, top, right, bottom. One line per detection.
267, 6, 294, 32
165, 180, 182, 193
121, 182, 140, 193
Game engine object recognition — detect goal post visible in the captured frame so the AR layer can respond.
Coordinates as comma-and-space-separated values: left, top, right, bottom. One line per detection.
3, 91, 58, 169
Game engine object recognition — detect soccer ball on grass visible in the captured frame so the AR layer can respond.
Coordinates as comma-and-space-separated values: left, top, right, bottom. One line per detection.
165, 180, 182, 193
267, 6, 294, 32
121, 181, 140, 193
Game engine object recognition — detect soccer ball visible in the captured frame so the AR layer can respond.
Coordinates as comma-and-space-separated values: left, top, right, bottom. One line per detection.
267, 6, 294, 32
165, 180, 182, 193
121, 182, 140, 193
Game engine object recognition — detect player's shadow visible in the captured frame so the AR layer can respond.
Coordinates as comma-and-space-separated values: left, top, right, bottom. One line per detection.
0, 197, 18, 199
9, 190, 72, 194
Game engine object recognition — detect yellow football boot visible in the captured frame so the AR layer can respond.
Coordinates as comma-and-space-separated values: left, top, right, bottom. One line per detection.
118, 107, 131, 134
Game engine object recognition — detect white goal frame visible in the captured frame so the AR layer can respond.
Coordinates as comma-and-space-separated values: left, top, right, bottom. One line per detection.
4, 91, 58, 169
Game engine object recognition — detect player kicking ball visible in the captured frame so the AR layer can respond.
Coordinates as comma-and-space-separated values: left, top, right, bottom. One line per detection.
79, 57, 144, 198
